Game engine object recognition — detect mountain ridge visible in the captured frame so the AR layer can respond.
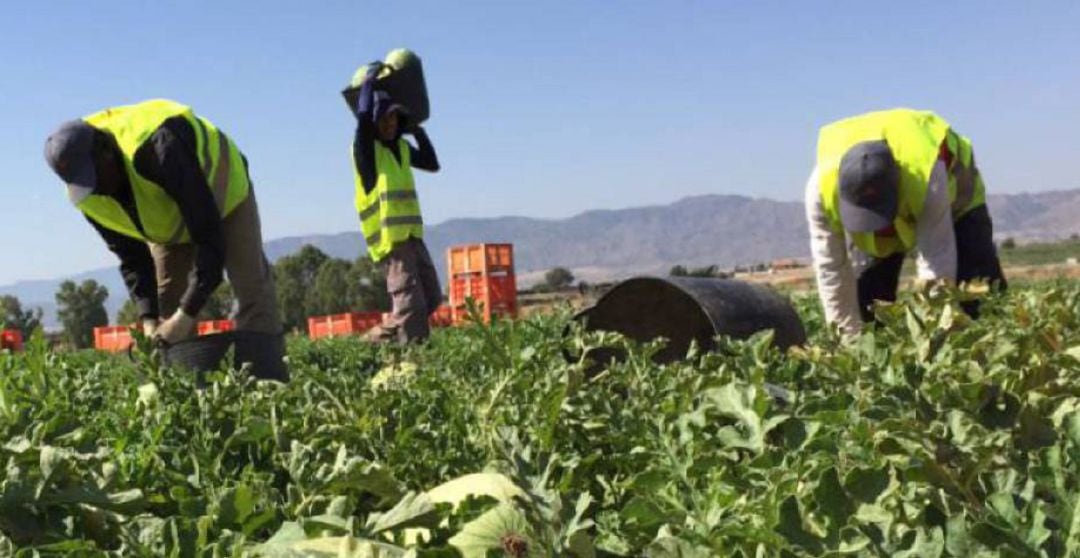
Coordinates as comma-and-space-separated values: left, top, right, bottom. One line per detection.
5, 188, 1078, 327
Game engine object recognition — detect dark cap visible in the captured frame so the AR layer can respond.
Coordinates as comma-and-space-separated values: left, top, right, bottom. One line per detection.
44, 120, 98, 205
838, 140, 900, 233
372, 90, 409, 122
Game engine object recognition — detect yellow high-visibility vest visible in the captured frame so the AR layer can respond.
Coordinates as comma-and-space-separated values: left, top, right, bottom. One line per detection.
78, 99, 250, 244
817, 108, 984, 258
353, 138, 423, 262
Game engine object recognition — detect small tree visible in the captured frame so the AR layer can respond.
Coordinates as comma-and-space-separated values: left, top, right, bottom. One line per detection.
56, 280, 109, 349
348, 257, 391, 312
0, 295, 43, 338
274, 245, 330, 331
544, 267, 575, 291
310, 259, 354, 316
670, 265, 688, 277
687, 265, 719, 278
1001, 237, 1017, 250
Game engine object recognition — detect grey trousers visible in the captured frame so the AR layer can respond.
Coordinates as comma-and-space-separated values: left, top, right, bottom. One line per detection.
378, 238, 443, 344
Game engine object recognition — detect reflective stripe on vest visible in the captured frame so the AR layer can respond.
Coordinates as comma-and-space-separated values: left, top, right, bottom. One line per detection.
817, 108, 951, 258
353, 138, 424, 262
944, 130, 986, 217
76, 99, 251, 244
358, 190, 420, 221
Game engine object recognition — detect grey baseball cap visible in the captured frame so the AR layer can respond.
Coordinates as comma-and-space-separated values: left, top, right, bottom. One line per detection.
838, 140, 900, 233
44, 120, 98, 205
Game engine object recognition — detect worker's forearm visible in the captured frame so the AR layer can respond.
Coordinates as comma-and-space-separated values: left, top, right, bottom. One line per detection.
810, 227, 863, 334
88, 216, 159, 319
351, 73, 379, 193
915, 161, 958, 282
805, 166, 862, 334
180, 244, 224, 317
409, 127, 440, 172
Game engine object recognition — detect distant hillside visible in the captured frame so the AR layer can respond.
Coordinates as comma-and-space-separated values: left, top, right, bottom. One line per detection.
4, 188, 1079, 328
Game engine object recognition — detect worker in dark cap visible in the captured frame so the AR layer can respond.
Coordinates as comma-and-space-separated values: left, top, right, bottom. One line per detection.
805, 108, 1005, 337
345, 61, 442, 344
44, 99, 285, 376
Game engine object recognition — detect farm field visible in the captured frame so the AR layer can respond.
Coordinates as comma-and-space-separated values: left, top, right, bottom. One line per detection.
1, 282, 1079, 556
732, 240, 1080, 295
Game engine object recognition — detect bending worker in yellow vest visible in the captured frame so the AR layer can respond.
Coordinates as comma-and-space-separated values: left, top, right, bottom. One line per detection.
806, 108, 1006, 337
44, 99, 285, 374
347, 62, 442, 344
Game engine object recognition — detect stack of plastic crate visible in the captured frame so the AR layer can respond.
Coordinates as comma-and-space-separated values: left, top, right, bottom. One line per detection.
1, 329, 23, 352
446, 243, 517, 324
429, 304, 454, 328
93, 326, 133, 353
198, 320, 235, 336
307, 312, 383, 339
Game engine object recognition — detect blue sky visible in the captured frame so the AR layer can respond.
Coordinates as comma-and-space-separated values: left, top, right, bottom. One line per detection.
2, 1, 1078, 285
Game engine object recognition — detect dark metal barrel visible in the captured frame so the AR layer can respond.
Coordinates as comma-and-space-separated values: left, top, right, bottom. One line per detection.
571, 276, 806, 365
163, 331, 289, 382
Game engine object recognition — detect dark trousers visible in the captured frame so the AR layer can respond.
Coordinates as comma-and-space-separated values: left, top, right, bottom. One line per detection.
857, 205, 1006, 322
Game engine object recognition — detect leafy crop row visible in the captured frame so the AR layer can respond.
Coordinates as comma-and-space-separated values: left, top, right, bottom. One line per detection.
1, 283, 1079, 556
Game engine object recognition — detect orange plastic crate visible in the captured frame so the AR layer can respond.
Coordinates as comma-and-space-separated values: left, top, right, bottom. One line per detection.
448, 275, 518, 323
198, 320, 235, 336
429, 305, 454, 328
1, 329, 23, 352
307, 312, 383, 339
94, 326, 133, 353
448, 243, 514, 277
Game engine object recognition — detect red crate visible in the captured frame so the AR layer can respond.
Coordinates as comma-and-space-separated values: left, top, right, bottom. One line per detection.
198, 320, 235, 336
307, 312, 383, 339
1, 329, 23, 352
448, 244, 514, 277
449, 274, 518, 323
429, 305, 454, 328
94, 326, 133, 353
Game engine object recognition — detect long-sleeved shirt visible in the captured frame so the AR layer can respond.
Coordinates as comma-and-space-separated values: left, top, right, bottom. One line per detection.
351, 71, 439, 196
805, 157, 957, 334
90, 116, 229, 319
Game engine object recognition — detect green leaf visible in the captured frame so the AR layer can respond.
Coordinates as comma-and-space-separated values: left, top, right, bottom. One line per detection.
945, 512, 972, 557
424, 473, 523, 507
621, 496, 679, 529
844, 466, 892, 504
364, 492, 438, 534
217, 484, 256, 527
38, 445, 67, 493
448, 504, 540, 558
643, 534, 714, 557
704, 383, 775, 453
893, 527, 945, 558
259, 535, 411, 557
775, 495, 824, 554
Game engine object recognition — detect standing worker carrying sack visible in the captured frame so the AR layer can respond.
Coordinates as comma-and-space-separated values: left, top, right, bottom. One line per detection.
343, 50, 442, 344
44, 99, 285, 373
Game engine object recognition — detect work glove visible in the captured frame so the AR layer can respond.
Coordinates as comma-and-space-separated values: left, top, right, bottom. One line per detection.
155, 310, 197, 345
142, 318, 159, 337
